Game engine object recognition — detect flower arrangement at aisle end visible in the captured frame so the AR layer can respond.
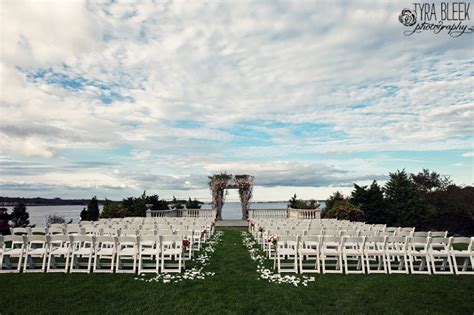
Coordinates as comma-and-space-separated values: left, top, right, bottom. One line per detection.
267, 235, 277, 246
182, 238, 191, 248
258, 226, 264, 233
201, 229, 208, 239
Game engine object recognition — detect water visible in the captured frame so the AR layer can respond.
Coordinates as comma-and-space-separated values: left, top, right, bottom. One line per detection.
4, 205, 99, 227
5, 201, 326, 226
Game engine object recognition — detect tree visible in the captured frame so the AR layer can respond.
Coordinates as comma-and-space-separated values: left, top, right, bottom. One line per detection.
122, 191, 169, 217
87, 196, 100, 221
411, 169, 451, 193
288, 194, 319, 209
80, 207, 88, 221
384, 170, 432, 229
11, 203, 30, 227
323, 204, 365, 222
351, 181, 386, 224
425, 185, 473, 236
324, 191, 349, 216
186, 198, 202, 209
100, 200, 127, 219
171, 196, 184, 210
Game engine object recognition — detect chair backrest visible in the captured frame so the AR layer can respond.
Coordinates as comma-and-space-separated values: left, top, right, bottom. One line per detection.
324, 230, 340, 237
71, 235, 94, 244
364, 236, 386, 249
65, 226, 82, 235
95, 236, 117, 247
413, 231, 429, 237
342, 236, 365, 248
450, 237, 473, 251
138, 235, 158, 249
396, 231, 413, 237
299, 235, 320, 248
429, 237, 451, 249
47, 234, 71, 244
82, 227, 101, 235
26, 235, 48, 246
341, 230, 360, 237
3, 235, 25, 247
29, 227, 47, 235
160, 235, 182, 249
101, 228, 119, 236
48, 227, 65, 235
117, 236, 137, 246
120, 229, 137, 236
49, 223, 65, 229
11, 227, 29, 235
409, 237, 430, 250
430, 231, 448, 238
386, 236, 408, 249
138, 229, 156, 236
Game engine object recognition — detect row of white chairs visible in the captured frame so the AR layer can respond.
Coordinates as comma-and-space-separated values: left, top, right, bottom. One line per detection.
269, 235, 473, 275
0, 234, 191, 274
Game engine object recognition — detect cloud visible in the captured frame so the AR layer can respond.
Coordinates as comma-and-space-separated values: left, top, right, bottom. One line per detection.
0, 0, 472, 197
462, 152, 474, 157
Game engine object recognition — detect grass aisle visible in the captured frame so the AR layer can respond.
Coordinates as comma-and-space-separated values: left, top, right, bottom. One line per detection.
0, 228, 473, 314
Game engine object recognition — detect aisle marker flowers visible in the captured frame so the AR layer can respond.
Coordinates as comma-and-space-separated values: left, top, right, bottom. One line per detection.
135, 231, 224, 284
241, 232, 315, 287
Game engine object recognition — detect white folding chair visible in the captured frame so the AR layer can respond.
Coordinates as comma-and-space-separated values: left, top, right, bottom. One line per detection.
160, 235, 183, 273
298, 235, 320, 273
320, 236, 343, 274
23, 235, 48, 272
93, 236, 117, 273
385, 236, 409, 274
137, 235, 159, 274
364, 236, 387, 274
116, 236, 137, 273
342, 236, 365, 274
408, 237, 431, 274
0, 235, 25, 273
175, 230, 193, 260
70, 235, 95, 273
275, 235, 298, 273
47, 235, 71, 273
429, 237, 453, 274
450, 237, 473, 275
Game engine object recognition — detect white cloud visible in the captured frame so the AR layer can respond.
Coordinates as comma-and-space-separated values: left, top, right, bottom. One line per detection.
0, 0, 472, 198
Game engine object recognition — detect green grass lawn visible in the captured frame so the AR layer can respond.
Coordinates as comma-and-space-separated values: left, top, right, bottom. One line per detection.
1, 228, 473, 314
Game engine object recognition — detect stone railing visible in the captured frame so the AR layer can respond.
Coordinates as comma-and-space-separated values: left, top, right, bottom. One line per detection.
146, 209, 217, 218
288, 207, 321, 219
249, 208, 321, 219
248, 208, 288, 219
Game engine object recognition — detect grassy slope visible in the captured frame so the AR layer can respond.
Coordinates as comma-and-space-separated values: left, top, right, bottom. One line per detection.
1, 228, 473, 314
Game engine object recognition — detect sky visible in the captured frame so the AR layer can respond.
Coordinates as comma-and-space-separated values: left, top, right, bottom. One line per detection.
0, 0, 473, 202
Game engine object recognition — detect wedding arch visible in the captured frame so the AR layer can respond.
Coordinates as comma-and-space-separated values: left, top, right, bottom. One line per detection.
208, 174, 254, 220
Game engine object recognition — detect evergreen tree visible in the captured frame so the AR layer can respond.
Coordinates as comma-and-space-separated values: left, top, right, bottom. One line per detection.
87, 196, 100, 221
186, 198, 202, 209
351, 181, 386, 224
324, 191, 349, 212
384, 170, 431, 229
80, 207, 88, 221
11, 203, 30, 227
